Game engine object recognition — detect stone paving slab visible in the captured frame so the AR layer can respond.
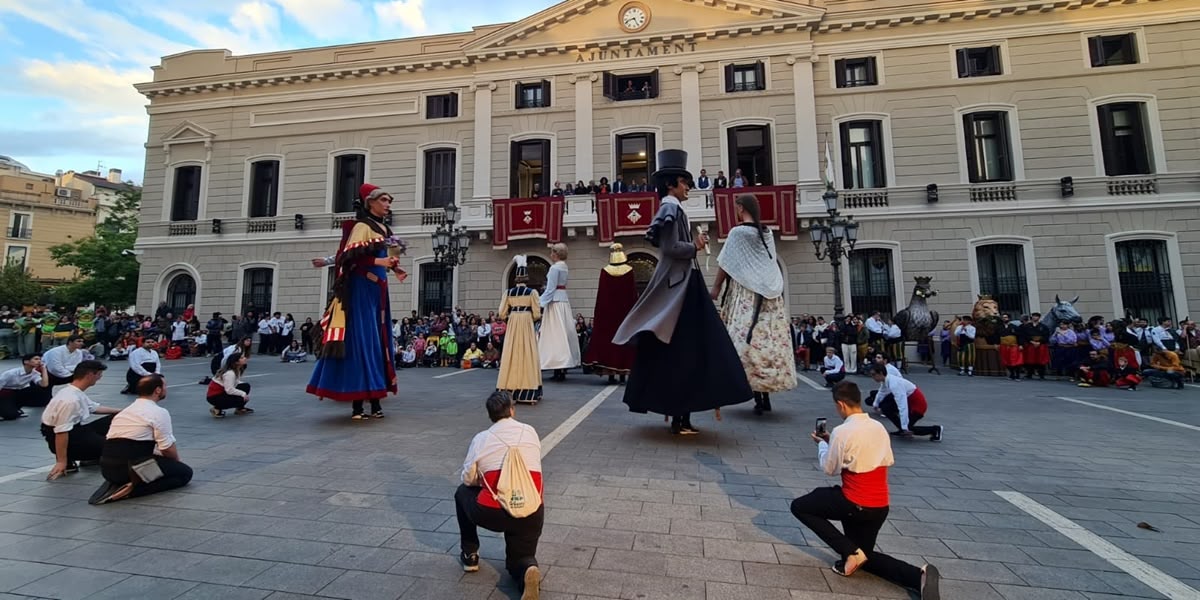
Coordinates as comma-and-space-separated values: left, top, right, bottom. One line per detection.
0, 356, 1196, 599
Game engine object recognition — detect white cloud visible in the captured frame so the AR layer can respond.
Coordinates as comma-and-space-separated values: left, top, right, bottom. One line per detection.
149, 2, 286, 56
374, 0, 426, 34
271, 0, 368, 40
0, 0, 187, 67
19, 60, 146, 114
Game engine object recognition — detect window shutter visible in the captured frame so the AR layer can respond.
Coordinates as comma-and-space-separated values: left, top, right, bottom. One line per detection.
753, 61, 766, 90
988, 46, 1002, 75
539, 139, 552, 194
603, 72, 614, 100
514, 82, 522, 108
1088, 36, 1104, 67
834, 59, 847, 88
727, 128, 738, 176
540, 80, 551, 107
449, 92, 459, 117
646, 132, 657, 176
996, 113, 1013, 181
963, 114, 979, 183
955, 49, 969, 77
649, 70, 659, 98
509, 141, 520, 197
1097, 105, 1117, 175
865, 57, 878, 85
1123, 33, 1139, 63
871, 121, 886, 186
838, 122, 851, 188
1130, 104, 1151, 174
724, 63, 735, 92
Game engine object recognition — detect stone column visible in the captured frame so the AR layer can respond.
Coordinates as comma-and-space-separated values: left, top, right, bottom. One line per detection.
676, 64, 704, 168
788, 56, 821, 184
472, 82, 495, 200
571, 73, 597, 183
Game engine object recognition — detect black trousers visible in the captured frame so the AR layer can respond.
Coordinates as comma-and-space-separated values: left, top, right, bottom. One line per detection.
258, 334, 272, 354
790, 487, 921, 591
100, 456, 193, 498
41, 415, 113, 462
207, 334, 223, 355
455, 484, 543, 583
48, 373, 73, 387
351, 399, 382, 415
824, 371, 846, 385
876, 395, 938, 436
125, 363, 158, 391
0, 386, 52, 420
208, 383, 250, 410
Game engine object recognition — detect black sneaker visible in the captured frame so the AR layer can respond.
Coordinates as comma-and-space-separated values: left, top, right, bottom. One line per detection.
460, 551, 479, 573
921, 564, 941, 600
88, 481, 133, 506
931, 426, 943, 443
78, 459, 100, 468
65, 461, 79, 474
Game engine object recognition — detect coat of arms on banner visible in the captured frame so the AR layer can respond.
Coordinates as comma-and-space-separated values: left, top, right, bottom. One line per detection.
626, 204, 641, 223
522, 210, 534, 225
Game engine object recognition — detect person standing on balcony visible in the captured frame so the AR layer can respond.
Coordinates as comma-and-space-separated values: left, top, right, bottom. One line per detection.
307, 183, 408, 420
537, 244, 580, 383
613, 150, 753, 435
711, 194, 796, 416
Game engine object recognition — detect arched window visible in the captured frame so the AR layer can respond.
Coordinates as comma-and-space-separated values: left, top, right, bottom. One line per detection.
241, 267, 274, 314
1115, 239, 1175, 322
848, 248, 895, 319
627, 252, 658, 295
419, 263, 454, 316
166, 273, 196, 316
976, 244, 1029, 316
507, 256, 551, 291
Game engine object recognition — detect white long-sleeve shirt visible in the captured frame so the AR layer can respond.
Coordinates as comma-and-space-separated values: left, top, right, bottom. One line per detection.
128, 348, 161, 376
42, 345, 83, 379
817, 413, 895, 477
170, 321, 188, 341
539, 262, 570, 307
873, 372, 918, 429
214, 370, 247, 398
822, 354, 844, 374
476, 324, 491, 339
954, 324, 977, 341
0, 366, 42, 390
1149, 325, 1173, 350
885, 324, 902, 340
865, 317, 885, 335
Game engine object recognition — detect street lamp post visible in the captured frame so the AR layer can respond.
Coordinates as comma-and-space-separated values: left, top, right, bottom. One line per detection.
808, 184, 859, 323
431, 203, 471, 267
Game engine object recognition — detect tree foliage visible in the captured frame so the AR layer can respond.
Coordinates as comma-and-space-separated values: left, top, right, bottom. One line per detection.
0, 262, 42, 308
48, 188, 141, 308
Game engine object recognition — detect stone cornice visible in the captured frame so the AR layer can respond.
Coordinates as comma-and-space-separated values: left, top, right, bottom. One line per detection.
813, 0, 1165, 34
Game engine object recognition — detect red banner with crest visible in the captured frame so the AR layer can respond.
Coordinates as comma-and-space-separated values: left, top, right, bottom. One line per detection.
595, 192, 660, 245
713, 186, 798, 242
491, 198, 565, 249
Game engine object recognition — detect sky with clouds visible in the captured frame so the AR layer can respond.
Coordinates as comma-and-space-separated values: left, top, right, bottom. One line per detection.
0, 0, 558, 184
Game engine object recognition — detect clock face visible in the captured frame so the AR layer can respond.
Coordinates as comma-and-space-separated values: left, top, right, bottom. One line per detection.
621, 6, 648, 31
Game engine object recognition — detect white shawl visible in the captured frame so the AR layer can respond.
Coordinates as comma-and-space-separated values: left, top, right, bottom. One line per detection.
717, 224, 784, 299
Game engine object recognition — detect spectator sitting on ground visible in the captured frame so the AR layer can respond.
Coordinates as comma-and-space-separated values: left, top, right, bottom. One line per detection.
108, 334, 132, 360
463, 343, 483, 368
820, 347, 846, 387
281, 340, 308, 363
482, 343, 500, 369
423, 342, 438, 367
399, 344, 417, 368
456, 391, 544, 600
1145, 348, 1185, 389
0, 354, 51, 421
90, 374, 192, 505
42, 361, 120, 480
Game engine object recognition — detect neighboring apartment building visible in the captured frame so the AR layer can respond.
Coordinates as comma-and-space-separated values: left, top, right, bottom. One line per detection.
0, 155, 97, 284
58, 168, 139, 224
132, 0, 1199, 324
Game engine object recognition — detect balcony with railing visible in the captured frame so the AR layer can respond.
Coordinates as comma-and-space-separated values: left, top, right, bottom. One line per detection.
7, 226, 32, 239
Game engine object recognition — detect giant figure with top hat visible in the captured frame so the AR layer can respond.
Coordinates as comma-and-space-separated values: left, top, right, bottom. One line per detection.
612, 150, 753, 434
307, 183, 407, 420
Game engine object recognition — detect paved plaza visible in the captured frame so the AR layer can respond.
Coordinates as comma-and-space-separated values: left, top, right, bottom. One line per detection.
0, 357, 1197, 600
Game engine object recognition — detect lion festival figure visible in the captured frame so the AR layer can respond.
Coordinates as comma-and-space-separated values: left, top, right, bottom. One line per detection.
894, 276, 940, 374
949, 295, 1004, 376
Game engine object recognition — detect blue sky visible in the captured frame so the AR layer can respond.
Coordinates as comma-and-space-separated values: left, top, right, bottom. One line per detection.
0, 0, 558, 184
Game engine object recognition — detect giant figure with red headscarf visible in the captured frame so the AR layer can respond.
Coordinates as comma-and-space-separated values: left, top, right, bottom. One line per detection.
307, 183, 408, 419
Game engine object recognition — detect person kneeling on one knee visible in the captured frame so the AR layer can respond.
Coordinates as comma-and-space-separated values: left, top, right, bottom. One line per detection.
455, 391, 544, 600
869, 364, 942, 442
790, 381, 941, 600
820, 347, 846, 387
90, 374, 192, 505
42, 360, 121, 480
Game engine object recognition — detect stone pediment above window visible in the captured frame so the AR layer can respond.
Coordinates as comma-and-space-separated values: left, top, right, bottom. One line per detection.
463, 0, 824, 58
161, 121, 216, 146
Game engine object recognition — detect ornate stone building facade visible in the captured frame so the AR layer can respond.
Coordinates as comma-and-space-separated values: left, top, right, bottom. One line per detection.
134, 0, 1199, 324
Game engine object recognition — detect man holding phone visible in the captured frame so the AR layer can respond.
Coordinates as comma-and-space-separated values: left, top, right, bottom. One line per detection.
790, 381, 941, 600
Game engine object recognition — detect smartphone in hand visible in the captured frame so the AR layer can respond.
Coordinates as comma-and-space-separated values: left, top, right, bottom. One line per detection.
815, 418, 827, 436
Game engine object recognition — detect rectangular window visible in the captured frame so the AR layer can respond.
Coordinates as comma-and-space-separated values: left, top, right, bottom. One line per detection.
426, 93, 459, 119
849, 248, 895, 319
963, 112, 1013, 183
170, 165, 201, 221
423, 149, 456, 209
956, 46, 1002, 78
839, 120, 886, 189
333, 154, 365, 213
603, 71, 660, 101
1098, 103, 1152, 176
615, 133, 656, 186
242, 268, 274, 314
1089, 33, 1138, 67
515, 81, 551, 109
727, 125, 773, 186
834, 57, 878, 88
724, 62, 766, 92
5, 245, 28, 269
1116, 239, 1175, 323
976, 244, 1029, 316
8, 213, 32, 239
510, 139, 551, 198
248, 160, 280, 218
419, 264, 454, 316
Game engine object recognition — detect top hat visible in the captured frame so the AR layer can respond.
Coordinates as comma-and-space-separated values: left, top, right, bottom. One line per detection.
608, 243, 628, 266
651, 149, 694, 186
